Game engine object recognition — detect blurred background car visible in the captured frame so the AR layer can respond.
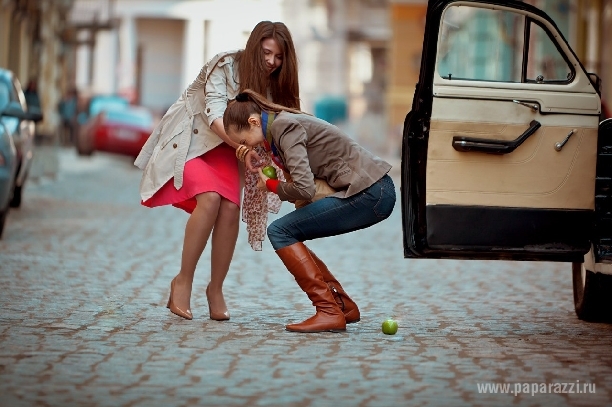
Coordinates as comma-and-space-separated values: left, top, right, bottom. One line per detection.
0, 80, 18, 237
78, 101, 154, 158
0, 68, 42, 212
76, 94, 129, 155
0, 68, 42, 237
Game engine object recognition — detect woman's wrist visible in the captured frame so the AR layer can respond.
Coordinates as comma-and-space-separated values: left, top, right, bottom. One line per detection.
235, 145, 250, 162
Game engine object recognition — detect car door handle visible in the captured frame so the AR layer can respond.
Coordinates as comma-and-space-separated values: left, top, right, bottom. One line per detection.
451, 120, 541, 155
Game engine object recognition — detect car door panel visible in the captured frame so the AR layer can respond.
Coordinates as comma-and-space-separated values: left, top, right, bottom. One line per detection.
427, 98, 598, 209
401, 0, 601, 262
426, 206, 592, 252
432, 86, 600, 114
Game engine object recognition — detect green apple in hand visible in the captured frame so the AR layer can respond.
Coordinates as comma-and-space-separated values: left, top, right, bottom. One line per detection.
262, 165, 277, 179
382, 319, 398, 335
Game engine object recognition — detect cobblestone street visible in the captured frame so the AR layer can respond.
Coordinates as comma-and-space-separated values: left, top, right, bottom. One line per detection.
0, 146, 611, 407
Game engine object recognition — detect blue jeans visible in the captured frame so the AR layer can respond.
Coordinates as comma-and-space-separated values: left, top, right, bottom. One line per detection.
268, 174, 396, 250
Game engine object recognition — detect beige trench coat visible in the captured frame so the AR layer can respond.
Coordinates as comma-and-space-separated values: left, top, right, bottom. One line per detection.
134, 50, 240, 201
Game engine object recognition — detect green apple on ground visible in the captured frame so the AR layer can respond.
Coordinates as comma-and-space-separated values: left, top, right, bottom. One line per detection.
262, 165, 277, 179
382, 319, 398, 335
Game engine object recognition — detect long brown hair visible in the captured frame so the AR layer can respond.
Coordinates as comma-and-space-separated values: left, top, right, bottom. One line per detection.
223, 89, 304, 134
235, 21, 300, 109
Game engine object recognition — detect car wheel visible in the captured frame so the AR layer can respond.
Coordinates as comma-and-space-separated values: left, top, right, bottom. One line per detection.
572, 248, 612, 322
9, 184, 22, 208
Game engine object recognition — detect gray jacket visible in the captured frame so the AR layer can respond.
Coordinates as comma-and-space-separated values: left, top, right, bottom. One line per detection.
271, 112, 392, 202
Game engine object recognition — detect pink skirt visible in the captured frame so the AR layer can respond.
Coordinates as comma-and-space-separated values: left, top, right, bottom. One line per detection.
142, 143, 240, 214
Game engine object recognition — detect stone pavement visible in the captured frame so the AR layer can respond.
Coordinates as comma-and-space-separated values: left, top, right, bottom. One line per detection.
0, 146, 611, 407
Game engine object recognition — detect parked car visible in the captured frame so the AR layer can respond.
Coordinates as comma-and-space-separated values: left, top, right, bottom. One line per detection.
87, 106, 154, 158
77, 103, 154, 158
401, 0, 612, 321
0, 81, 18, 237
0, 68, 42, 212
76, 94, 129, 155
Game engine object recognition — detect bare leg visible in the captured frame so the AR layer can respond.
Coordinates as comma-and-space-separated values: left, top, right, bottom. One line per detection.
207, 198, 240, 314
171, 192, 222, 312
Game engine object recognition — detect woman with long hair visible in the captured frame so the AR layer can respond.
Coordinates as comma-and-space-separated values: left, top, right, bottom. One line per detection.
222, 90, 396, 332
134, 22, 300, 321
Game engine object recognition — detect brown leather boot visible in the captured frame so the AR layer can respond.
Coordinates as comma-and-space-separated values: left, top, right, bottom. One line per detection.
308, 249, 361, 324
276, 243, 346, 333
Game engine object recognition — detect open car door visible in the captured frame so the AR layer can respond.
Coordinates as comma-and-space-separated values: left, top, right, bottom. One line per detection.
401, 0, 612, 321
402, 0, 600, 262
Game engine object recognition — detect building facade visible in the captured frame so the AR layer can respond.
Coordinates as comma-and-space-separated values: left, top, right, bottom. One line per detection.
69, 0, 394, 152
3, 0, 610, 150
1, 0, 75, 137
70, 0, 285, 115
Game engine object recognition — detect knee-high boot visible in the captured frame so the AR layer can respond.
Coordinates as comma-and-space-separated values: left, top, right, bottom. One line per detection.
276, 242, 346, 333
307, 249, 361, 324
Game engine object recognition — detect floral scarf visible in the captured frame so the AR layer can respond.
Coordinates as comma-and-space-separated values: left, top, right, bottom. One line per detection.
241, 110, 285, 251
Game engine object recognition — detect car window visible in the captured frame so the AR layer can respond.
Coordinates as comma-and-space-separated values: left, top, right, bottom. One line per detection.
0, 82, 9, 111
526, 21, 572, 83
89, 96, 129, 116
104, 109, 152, 127
436, 5, 571, 85
437, 6, 525, 82
0, 76, 20, 106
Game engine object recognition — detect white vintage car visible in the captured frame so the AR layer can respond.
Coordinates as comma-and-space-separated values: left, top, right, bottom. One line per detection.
401, 0, 612, 321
